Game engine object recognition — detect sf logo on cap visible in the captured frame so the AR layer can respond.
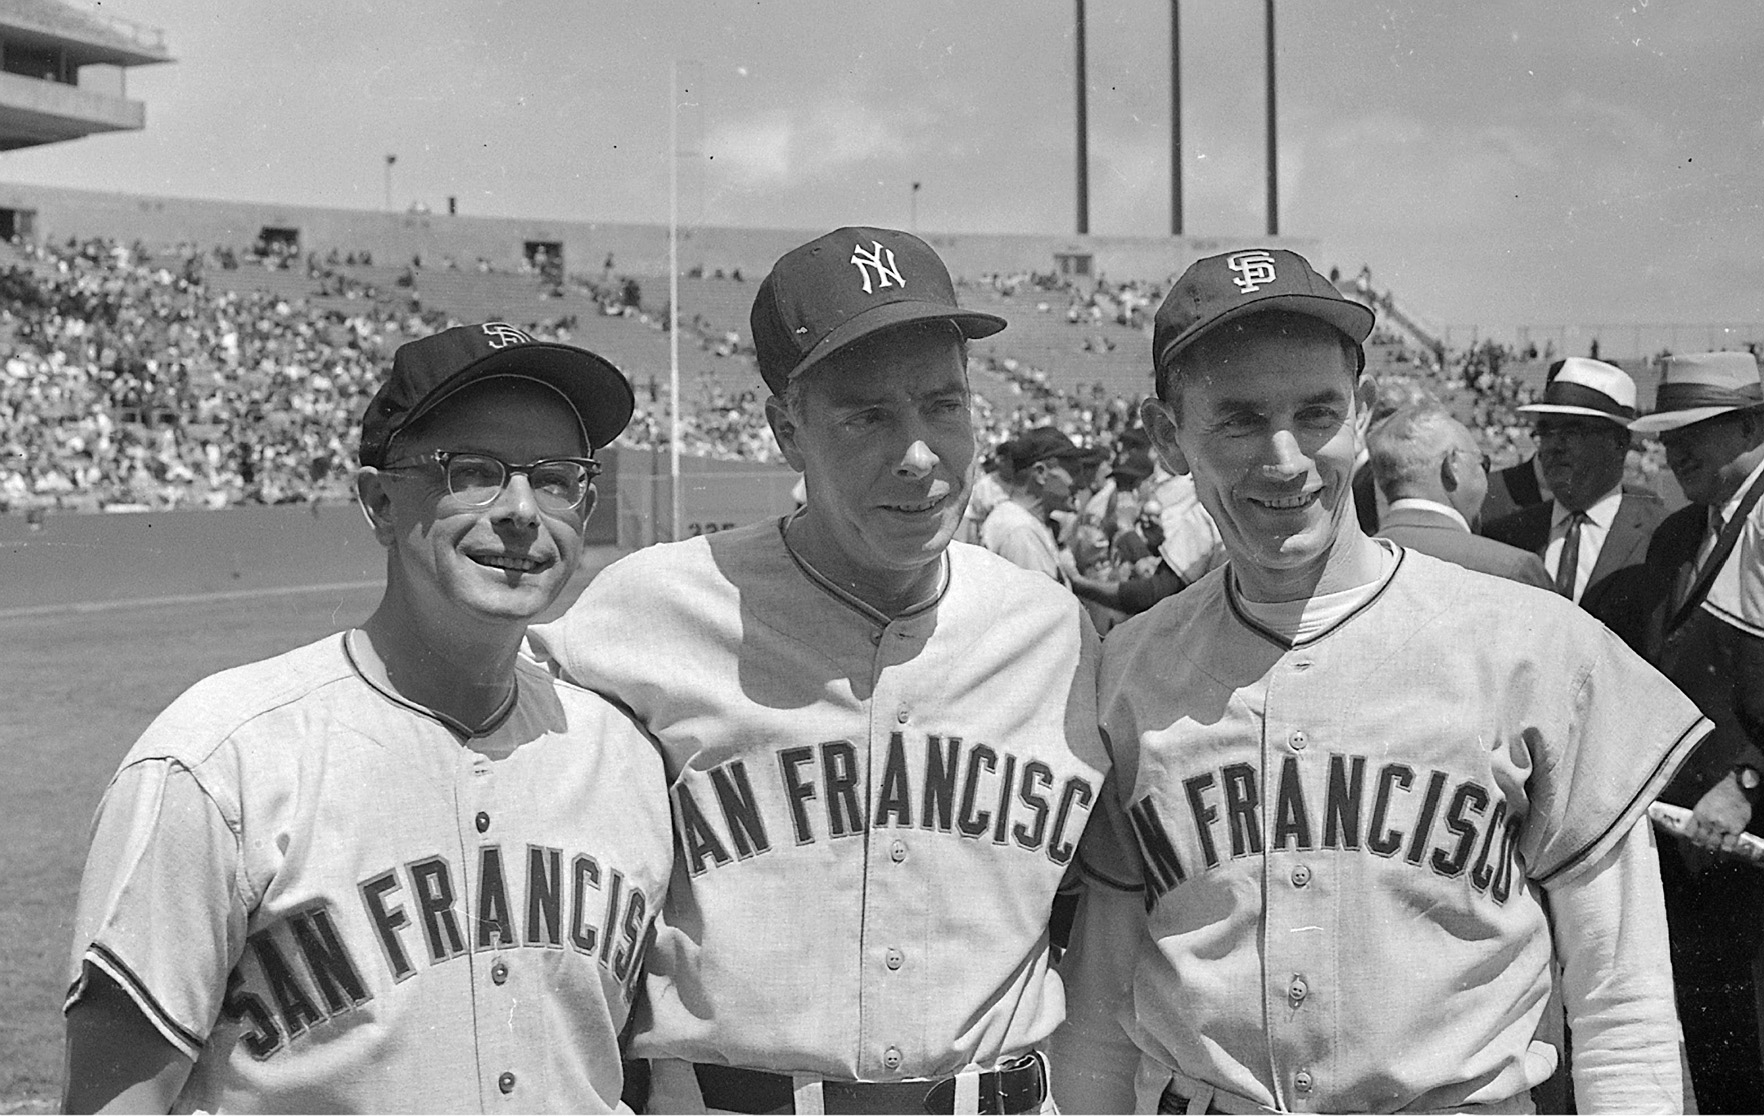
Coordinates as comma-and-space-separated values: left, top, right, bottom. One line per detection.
1227, 251, 1278, 294
482, 322, 535, 349
850, 241, 906, 295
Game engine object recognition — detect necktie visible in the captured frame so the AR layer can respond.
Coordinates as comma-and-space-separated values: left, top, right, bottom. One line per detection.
1555, 511, 1589, 599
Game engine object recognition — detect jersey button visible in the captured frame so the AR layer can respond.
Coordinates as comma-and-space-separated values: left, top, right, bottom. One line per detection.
498, 1071, 516, 1094
475, 811, 490, 833
1295, 1069, 1314, 1093
1291, 864, 1312, 887
1289, 977, 1309, 1006
870, 630, 883, 646
885, 948, 904, 970
890, 840, 907, 863
1289, 729, 1307, 750
881, 1046, 903, 1071
491, 959, 509, 985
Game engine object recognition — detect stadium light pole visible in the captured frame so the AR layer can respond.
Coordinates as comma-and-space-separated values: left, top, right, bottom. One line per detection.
1171, 0, 1182, 236
384, 154, 395, 212
1265, 0, 1278, 237
1075, 0, 1089, 235
910, 181, 921, 234
668, 61, 683, 543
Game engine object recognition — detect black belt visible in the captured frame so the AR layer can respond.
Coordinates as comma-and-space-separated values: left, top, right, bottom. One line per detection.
692, 1052, 1047, 1115
1157, 1085, 1225, 1115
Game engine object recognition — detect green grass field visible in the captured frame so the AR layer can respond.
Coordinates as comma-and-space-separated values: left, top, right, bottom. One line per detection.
0, 548, 620, 1113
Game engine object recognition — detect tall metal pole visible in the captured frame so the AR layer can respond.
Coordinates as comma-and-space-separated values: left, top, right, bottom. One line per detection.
668, 61, 682, 543
1075, 0, 1090, 235
1171, 0, 1182, 236
1265, 0, 1278, 237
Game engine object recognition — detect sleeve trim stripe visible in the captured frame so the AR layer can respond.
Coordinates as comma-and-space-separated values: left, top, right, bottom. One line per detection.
1535, 716, 1715, 887
83, 943, 206, 1057
1077, 857, 1144, 893
1702, 599, 1764, 640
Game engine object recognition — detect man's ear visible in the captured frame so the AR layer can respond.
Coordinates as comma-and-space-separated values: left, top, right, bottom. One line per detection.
355, 468, 399, 545
1353, 374, 1380, 449
1140, 397, 1190, 476
1439, 449, 1462, 494
765, 395, 808, 474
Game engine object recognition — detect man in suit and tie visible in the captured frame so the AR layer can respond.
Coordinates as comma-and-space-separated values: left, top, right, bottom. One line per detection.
1480, 359, 1566, 525
1483, 357, 1666, 646
1369, 405, 1554, 588
1621, 350, 1764, 1112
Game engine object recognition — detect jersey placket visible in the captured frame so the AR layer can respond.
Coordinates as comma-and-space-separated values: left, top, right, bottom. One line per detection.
1258, 649, 1333, 1113
855, 610, 934, 1079
459, 746, 533, 1109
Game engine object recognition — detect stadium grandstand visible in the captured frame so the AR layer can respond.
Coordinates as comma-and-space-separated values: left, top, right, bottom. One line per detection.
0, 0, 168, 158
2, 179, 1750, 531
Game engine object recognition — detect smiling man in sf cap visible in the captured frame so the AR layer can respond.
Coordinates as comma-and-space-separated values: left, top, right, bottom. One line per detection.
533, 227, 1109, 1114
63, 323, 671, 1113
1052, 248, 1704, 1113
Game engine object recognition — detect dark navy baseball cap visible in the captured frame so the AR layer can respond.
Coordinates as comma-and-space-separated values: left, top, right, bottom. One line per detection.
358, 322, 635, 465
750, 226, 1006, 396
1152, 248, 1375, 383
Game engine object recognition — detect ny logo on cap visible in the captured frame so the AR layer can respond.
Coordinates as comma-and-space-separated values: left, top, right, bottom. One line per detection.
1227, 251, 1278, 294
850, 241, 906, 295
482, 322, 534, 349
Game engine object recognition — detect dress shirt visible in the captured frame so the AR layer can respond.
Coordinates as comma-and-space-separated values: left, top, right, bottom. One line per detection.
1385, 497, 1471, 533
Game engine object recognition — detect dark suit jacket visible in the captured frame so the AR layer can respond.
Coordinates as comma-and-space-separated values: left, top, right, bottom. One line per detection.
1376, 506, 1555, 590
1481, 489, 1667, 649
1479, 457, 1544, 526
1600, 500, 1764, 811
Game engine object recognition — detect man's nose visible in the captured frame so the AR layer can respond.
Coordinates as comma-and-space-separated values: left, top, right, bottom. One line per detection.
897, 438, 938, 478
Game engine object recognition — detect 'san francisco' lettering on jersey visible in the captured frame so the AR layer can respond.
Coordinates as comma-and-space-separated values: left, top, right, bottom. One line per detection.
670, 732, 1099, 876
1126, 753, 1523, 910
218, 843, 656, 1061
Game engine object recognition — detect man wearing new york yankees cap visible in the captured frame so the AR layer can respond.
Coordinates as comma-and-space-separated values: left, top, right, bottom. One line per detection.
1481, 357, 1667, 649
63, 323, 670, 1112
531, 227, 1108, 1113
1050, 248, 1701, 1113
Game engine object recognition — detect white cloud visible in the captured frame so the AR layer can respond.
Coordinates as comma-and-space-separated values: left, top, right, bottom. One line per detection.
706, 100, 924, 187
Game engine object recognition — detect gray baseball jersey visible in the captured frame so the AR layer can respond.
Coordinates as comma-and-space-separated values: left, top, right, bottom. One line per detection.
1075, 548, 1707, 1111
66, 632, 672, 1113
529, 518, 1110, 1080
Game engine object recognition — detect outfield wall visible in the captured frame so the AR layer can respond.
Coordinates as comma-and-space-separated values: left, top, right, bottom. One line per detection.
0, 180, 1319, 284
0, 446, 797, 610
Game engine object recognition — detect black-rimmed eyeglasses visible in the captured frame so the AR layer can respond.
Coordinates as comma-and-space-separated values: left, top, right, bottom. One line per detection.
380, 450, 601, 511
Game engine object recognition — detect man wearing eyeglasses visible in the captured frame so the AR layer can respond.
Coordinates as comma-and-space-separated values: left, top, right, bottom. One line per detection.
62, 323, 673, 1113
1482, 358, 1666, 647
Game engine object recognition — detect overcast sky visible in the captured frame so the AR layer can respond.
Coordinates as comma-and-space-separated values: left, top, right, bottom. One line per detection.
13, 0, 1764, 339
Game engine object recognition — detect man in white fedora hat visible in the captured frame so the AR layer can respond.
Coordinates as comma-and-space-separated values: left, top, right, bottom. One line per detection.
1482, 357, 1666, 646
1619, 349, 1764, 1112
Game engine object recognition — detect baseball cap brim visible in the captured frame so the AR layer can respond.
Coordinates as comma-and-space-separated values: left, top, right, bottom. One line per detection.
786, 298, 1006, 387
1629, 405, 1751, 435
1516, 403, 1632, 425
1157, 293, 1374, 370
404, 343, 635, 451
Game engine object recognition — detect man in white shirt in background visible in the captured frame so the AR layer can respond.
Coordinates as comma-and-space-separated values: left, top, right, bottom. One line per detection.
982, 426, 1099, 582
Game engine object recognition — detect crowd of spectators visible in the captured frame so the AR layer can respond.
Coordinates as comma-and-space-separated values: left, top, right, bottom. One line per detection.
0, 235, 1693, 519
